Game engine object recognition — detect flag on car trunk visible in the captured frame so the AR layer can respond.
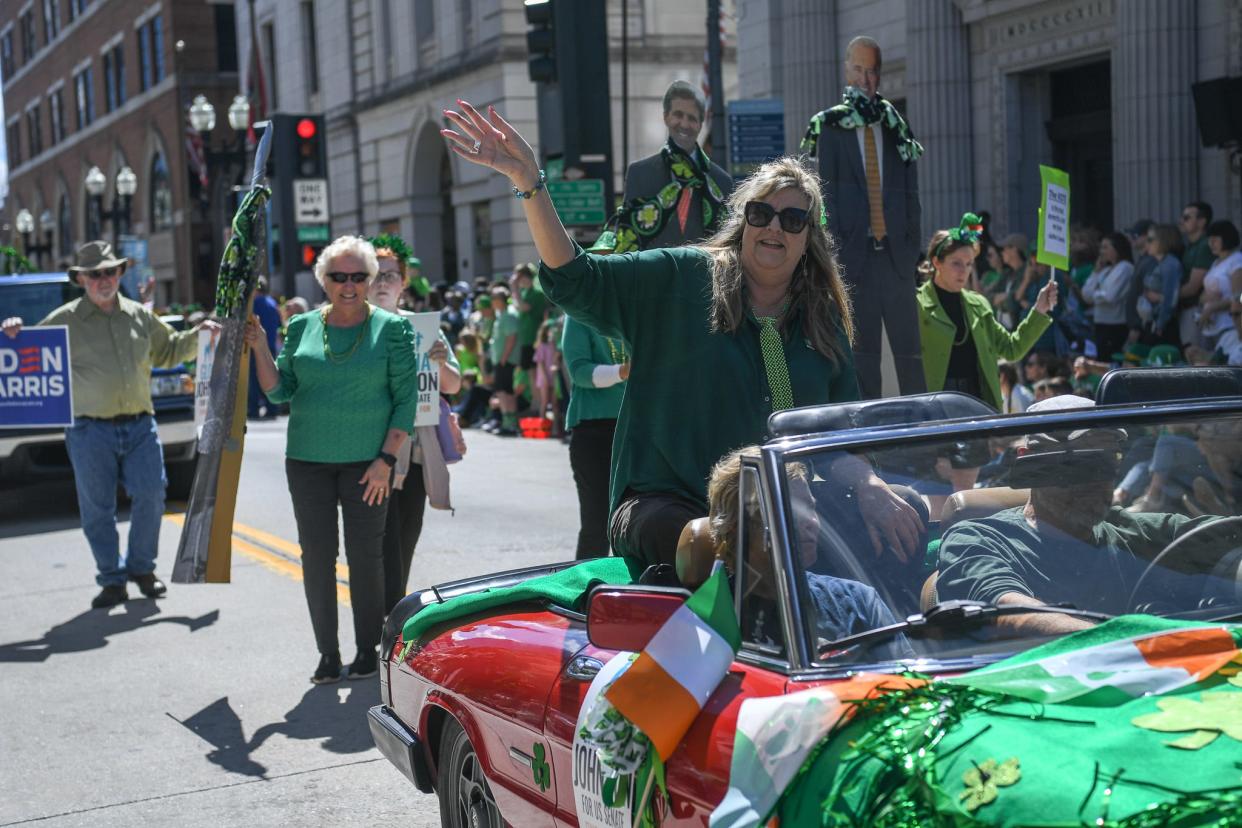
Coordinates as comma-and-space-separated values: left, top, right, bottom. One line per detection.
604, 562, 741, 761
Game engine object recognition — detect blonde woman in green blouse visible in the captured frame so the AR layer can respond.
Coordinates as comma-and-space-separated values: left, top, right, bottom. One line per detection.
247, 236, 418, 684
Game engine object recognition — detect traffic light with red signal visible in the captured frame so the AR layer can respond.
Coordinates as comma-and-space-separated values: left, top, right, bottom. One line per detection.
265, 113, 331, 294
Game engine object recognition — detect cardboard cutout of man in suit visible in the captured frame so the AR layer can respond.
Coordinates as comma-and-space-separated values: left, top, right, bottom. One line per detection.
616, 81, 735, 251
809, 37, 925, 398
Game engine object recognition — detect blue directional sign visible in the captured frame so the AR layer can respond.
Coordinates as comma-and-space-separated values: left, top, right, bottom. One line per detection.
0, 326, 74, 428
728, 99, 786, 178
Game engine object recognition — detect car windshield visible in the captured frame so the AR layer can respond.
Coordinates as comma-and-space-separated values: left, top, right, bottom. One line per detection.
780, 406, 1242, 667
0, 279, 78, 323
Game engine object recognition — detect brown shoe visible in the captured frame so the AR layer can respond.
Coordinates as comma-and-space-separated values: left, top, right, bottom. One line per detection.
91, 585, 128, 609
130, 572, 168, 598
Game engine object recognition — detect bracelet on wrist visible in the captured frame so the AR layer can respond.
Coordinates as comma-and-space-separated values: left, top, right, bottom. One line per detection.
377, 451, 397, 468
512, 170, 547, 200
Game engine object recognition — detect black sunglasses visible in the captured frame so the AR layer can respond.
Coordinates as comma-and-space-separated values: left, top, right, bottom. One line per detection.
744, 201, 810, 234
326, 272, 369, 284
85, 266, 122, 279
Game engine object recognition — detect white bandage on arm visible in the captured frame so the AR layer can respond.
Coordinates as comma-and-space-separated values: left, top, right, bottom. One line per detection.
591, 364, 625, 388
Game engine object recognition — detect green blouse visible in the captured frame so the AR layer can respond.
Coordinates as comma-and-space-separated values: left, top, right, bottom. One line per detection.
540, 244, 858, 513
268, 307, 419, 463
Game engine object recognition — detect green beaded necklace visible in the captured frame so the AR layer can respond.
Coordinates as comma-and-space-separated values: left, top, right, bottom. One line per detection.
320, 305, 372, 364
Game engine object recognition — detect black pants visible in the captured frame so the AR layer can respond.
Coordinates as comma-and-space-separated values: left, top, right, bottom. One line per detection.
568, 419, 616, 559
609, 489, 706, 571
286, 458, 388, 657
1094, 323, 1130, 362
848, 242, 927, 399
383, 462, 427, 614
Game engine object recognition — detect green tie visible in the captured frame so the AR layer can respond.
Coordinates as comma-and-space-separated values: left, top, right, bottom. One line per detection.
755, 315, 793, 412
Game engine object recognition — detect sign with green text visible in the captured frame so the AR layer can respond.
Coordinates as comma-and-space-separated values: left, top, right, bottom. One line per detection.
1037, 165, 1070, 271
547, 179, 607, 226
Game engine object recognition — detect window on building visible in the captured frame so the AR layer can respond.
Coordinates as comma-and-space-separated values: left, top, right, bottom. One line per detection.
57, 194, 72, 257
7, 122, 21, 168
73, 65, 95, 129
68, 0, 87, 22
49, 88, 63, 144
414, 0, 435, 44
301, 2, 319, 95
26, 105, 42, 156
103, 43, 125, 111
1, 30, 14, 80
20, 10, 36, 63
215, 6, 237, 72
261, 22, 278, 109
150, 151, 173, 231
137, 15, 164, 90
462, 0, 474, 48
42, 0, 59, 43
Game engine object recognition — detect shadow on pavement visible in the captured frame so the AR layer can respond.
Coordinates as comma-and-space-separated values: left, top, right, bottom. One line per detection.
0, 479, 187, 539
170, 683, 380, 777
0, 600, 220, 663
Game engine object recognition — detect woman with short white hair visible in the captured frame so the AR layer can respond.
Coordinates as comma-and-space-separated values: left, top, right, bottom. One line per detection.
247, 235, 419, 684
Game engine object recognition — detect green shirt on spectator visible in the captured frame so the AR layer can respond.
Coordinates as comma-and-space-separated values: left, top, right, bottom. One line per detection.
40, 295, 198, 418
1182, 236, 1214, 281
540, 244, 859, 513
518, 283, 548, 347
267, 307, 419, 464
489, 306, 521, 367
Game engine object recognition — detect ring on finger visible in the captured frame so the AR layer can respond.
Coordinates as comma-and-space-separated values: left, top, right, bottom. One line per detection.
470, 141, 481, 154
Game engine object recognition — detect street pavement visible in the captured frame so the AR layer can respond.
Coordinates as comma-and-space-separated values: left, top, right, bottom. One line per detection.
0, 421, 580, 827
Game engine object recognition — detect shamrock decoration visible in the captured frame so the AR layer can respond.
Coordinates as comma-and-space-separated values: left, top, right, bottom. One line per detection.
1131, 676, 1242, 749
958, 757, 1021, 812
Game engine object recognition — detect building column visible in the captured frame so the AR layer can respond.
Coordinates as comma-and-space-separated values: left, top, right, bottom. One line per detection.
906, 0, 973, 239
778, 0, 837, 155
1113, 0, 1198, 224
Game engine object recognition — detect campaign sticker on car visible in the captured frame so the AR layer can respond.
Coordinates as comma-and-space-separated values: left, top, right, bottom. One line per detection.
572, 652, 635, 828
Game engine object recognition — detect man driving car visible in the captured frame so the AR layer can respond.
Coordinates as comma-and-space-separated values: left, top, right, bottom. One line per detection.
937, 396, 1238, 636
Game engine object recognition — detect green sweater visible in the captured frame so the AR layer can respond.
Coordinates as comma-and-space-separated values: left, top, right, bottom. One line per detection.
540, 244, 859, 512
561, 315, 626, 429
917, 280, 1051, 411
268, 307, 419, 463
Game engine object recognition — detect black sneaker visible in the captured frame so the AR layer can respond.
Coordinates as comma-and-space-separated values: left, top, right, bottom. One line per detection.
129, 572, 167, 598
91, 585, 128, 609
311, 652, 343, 685
347, 649, 379, 680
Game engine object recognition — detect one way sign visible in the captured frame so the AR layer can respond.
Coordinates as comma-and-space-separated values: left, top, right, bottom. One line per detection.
294, 179, 329, 225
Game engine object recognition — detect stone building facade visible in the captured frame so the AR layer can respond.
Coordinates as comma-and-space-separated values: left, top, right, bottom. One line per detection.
1, 0, 242, 304
737, 0, 1242, 244
236, 0, 735, 297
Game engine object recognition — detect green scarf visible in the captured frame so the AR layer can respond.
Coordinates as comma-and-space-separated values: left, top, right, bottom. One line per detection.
590, 139, 725, 255
800, 86, 925, 163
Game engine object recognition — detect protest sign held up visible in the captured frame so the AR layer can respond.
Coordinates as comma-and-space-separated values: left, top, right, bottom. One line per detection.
0, 327, 73, 428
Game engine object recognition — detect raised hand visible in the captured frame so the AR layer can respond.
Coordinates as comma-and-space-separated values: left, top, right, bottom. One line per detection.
441, 100, 540, 190
1034, 277, 1059, 315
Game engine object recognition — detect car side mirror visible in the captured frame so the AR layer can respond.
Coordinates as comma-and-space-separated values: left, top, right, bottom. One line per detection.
586, 585, 689, 652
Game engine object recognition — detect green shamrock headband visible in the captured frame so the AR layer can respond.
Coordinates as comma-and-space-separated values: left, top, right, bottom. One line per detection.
367, 232, 415, 265
934, 212, 984, 259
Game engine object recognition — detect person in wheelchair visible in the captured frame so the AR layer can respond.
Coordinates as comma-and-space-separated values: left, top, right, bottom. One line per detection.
937, 396, 1241, 636
697, 446, 913, 661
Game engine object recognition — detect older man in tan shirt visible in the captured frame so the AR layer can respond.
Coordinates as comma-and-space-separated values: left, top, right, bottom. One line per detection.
2, 241, 214, 608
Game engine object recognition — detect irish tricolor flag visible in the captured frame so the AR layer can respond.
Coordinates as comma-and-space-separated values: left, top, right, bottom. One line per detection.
605, 563, 741, 761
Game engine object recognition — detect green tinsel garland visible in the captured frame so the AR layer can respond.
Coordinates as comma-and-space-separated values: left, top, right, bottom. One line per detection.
213, 186, 271, 318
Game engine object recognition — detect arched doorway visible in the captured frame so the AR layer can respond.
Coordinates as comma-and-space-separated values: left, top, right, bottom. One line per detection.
408, 121, 457, 286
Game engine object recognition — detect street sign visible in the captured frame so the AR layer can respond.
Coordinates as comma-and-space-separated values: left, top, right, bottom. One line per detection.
547, 179, 607, 226
296, 224, 330, 242
293, 179, 329, 225
728, 99, 785, 179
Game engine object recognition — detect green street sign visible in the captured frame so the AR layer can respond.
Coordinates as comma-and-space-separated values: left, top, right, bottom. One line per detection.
547, 179, 606, 226
296, 224, 331, 242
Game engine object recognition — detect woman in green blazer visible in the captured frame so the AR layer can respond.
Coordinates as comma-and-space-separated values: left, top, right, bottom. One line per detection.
917, 213, 1058, 410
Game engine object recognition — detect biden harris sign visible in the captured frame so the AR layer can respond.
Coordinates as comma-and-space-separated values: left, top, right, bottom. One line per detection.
0, 327, 73, 428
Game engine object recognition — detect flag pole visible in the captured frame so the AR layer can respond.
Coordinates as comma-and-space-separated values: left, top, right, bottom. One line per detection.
632, 761, 657, 828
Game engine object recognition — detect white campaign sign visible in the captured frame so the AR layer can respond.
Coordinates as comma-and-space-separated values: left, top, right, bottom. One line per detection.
293, 179, 329, 224
572, 653, 636, 828
193, 328, 218, 439
1042, 182, 1069, 260
408, 312, 442, 427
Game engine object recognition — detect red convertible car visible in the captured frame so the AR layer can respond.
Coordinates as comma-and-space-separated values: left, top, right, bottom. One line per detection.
369, 368, 1242, 827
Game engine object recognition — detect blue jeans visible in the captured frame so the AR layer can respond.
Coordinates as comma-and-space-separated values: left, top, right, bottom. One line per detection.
64, 415, 167, 587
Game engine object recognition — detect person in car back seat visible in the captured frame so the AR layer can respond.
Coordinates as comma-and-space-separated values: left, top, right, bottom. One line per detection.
937, 395, 1238, 637
706, 446, 913, 661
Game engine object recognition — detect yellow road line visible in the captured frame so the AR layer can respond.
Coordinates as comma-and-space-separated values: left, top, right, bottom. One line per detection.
163, 513, 351, 606
230, 519, 351, 583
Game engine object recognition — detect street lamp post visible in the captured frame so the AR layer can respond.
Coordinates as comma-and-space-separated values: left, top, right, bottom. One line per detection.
85, 165, 138, 248
190, 94, 250, 193
14, 208, 55, 268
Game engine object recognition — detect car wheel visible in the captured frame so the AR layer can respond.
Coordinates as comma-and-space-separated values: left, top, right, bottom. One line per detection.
438, 717, 502, 828
165, 456, 198, 502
